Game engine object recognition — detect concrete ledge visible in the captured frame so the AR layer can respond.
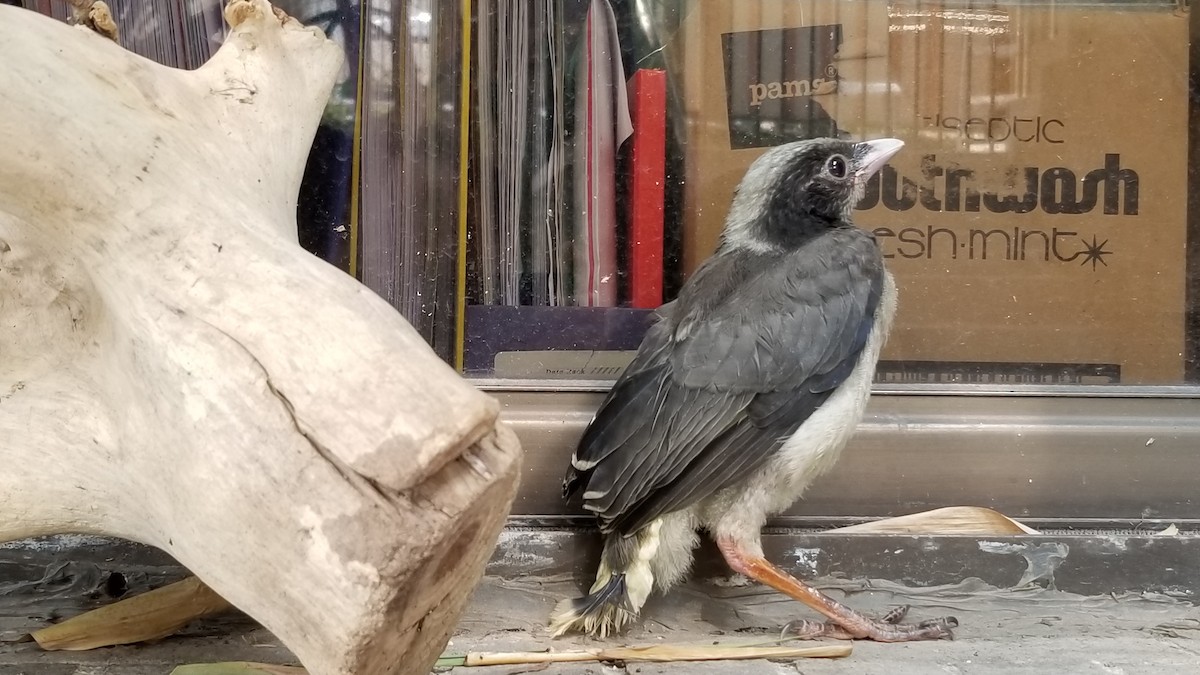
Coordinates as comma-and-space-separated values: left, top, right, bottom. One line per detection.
2, 529, 1199, 673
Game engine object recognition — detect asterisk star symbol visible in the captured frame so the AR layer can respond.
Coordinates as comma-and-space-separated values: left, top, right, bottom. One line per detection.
1078, 235, 1112, 270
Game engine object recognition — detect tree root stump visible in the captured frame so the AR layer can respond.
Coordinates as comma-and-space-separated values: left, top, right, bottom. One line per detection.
0, 3, 523, 674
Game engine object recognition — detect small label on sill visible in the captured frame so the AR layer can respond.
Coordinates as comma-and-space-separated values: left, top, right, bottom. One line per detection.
493, 350, 638, 380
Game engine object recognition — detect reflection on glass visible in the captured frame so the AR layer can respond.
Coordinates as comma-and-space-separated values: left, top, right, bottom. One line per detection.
358, 0, 466, 361
464, 0, 1197, 386
21, 0, 225, 69
281, 0, 360, 272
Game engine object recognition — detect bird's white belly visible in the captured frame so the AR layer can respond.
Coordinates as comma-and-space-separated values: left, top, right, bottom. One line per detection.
761, 339, 879, 509
698, 272, 897, 539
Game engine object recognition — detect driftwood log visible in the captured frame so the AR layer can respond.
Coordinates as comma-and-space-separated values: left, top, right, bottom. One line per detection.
0, 3, 522, 674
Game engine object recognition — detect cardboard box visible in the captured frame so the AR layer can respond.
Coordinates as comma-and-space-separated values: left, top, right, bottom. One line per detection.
667, 0, 1190, 384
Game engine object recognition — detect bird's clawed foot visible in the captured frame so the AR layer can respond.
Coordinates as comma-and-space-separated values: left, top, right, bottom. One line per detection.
782, 604, 957, 642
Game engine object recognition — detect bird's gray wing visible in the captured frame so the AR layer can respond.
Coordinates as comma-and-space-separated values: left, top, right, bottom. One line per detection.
565, 236, 883, 535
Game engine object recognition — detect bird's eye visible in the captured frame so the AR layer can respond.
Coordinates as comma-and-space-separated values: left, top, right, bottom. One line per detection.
825, 154, 848, 179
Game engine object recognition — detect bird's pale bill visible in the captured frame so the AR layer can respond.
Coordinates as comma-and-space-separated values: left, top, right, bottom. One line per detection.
853, 138, 905, 181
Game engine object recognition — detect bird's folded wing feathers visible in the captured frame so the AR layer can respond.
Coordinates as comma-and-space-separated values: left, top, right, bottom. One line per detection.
567, 239, 883, 535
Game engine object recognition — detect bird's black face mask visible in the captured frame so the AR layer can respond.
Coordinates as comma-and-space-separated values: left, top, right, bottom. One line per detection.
761, 138, 903, 250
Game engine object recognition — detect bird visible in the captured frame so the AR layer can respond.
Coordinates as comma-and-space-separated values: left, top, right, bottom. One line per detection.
550, 137, 957, 642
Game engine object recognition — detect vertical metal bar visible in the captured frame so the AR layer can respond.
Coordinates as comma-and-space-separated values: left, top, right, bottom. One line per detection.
455, 0, 473, 371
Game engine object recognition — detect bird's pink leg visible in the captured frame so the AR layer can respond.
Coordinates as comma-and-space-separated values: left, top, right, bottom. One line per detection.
716, 537, 957, 642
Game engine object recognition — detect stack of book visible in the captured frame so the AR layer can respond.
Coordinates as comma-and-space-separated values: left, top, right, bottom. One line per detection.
466, 0, 671, 378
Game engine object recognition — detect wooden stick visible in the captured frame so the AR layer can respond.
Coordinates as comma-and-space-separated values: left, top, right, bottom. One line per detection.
170, 664, 305, 675
32, 576, 234, 651
463, 644, 852, 666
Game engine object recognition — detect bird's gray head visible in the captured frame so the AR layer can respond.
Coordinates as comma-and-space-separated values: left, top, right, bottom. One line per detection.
719, 137, 904, 252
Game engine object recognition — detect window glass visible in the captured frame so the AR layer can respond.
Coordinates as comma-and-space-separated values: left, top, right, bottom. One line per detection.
26, 0, 1197, 389
357, 0, 467, 355
460, 0, 1199, 386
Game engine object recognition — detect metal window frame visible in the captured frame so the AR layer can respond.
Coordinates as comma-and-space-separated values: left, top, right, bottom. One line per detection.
481, 382, 1200, 529
463, 1, 1200, 532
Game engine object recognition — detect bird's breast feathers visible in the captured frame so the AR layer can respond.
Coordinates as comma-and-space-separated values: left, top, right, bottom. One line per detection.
767, 269, 897, 501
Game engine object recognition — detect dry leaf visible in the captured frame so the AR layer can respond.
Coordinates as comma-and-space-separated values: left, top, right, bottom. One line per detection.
829, 506, 1039, 535
32, 576, 233, 651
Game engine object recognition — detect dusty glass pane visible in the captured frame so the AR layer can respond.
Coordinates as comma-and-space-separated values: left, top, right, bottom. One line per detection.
462, 0, 1198, 386
357, 0, 467, 360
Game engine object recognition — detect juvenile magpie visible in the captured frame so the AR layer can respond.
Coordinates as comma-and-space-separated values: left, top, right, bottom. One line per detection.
551, 137, 957, 642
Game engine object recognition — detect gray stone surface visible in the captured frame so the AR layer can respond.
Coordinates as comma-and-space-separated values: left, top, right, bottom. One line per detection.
2, 572, 1199, 674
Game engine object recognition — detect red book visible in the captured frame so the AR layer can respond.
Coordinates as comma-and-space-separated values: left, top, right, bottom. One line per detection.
625, 69, 667, 309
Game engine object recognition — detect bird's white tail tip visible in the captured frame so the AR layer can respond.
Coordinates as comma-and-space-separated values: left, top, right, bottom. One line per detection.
548, 575, 638, 638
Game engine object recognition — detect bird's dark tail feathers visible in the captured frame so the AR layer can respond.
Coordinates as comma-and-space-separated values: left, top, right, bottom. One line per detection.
548, 573, 636, 638
549, 520, 662, 638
